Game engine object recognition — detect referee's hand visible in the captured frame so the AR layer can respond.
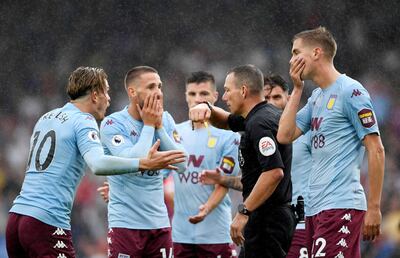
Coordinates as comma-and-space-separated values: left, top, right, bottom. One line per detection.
230, 212, 248, 246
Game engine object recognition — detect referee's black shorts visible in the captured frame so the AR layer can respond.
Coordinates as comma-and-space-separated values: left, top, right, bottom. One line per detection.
240, 203, 296, 258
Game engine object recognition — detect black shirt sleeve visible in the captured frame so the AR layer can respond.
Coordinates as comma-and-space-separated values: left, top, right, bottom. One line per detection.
227, 114, 245, 132
249, 121, 285, 172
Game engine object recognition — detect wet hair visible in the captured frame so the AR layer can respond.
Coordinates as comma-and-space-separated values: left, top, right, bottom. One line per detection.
264, 74, 289, 92
293, 26, 337, 59
228, 64, 264, 95
186, 71, 216, 90
67, 66, 108, 100
124, 66, 158, 89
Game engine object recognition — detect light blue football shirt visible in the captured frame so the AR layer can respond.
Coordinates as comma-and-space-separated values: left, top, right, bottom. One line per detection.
296, 74, 380, 216
291, 132, 312, 206
171, 121, 240, 244
11, 103, 103, 229
100, 108, 182, 229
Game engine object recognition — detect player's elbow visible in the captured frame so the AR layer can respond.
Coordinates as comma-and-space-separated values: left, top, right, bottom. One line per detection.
277, 130, 292, 144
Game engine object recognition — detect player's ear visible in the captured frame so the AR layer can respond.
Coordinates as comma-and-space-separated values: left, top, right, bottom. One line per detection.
91, 89, 99, 103
212, 91, 218, 104
126, 85, 136, 99
313, 47, 322, 60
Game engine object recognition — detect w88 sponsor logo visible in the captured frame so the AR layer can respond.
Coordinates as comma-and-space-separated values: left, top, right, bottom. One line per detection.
178, 171, 200, 184
312, 134, 325, 149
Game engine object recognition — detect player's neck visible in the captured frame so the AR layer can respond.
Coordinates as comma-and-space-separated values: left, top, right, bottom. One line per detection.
127, 103, 142, 121
313, 63, 341, 89
70, 98, 92, 114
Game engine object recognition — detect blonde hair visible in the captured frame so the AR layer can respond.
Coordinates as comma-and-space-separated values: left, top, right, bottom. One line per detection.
293, 26, 337, 59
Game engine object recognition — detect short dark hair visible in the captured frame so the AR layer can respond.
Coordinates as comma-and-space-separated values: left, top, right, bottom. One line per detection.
293, 26, 337, 59
228, 64, 264, 95
186, 71, 216, 90
264, 74, 289, 92
67, 66, 108, 100
124, 66, 158, 89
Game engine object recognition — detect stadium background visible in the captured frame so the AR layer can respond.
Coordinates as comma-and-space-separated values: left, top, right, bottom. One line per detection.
0, 1, 399, 257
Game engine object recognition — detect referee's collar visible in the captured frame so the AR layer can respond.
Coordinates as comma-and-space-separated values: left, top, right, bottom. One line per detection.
245, 101, 268, 121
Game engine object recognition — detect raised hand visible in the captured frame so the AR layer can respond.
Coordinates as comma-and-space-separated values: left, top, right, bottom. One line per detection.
140, 140, 186, 171
189, 103, 211, 123
137, 92, 163, 127
200, 169, 222, 185
289, 57, 305, 90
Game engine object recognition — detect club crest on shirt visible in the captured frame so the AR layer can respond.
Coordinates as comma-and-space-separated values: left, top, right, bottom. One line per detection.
112, 135, 125, 146
358, 108, 376, 128
326, 94, 337, 110
258, 137, 276, 156
172, 130, 181, 143
207, 136, 218, 148
87, 130, 100, 143
219, 156, 235, 174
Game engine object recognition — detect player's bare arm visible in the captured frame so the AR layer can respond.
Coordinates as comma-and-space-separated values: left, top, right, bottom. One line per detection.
189, 103, 231, 129
277, 57, 305, 144
200, 169, 243, 191
230, 168, 284, 245
189, 184, 229, 224
362, 133, 385, 241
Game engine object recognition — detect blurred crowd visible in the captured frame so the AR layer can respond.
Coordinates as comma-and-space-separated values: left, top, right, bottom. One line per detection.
0, 1, 399, 257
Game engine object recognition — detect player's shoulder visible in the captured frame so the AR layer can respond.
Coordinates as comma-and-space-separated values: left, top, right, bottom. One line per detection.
63, 103, 97, 126
100, 109, 127, 128
247, 104, 280, 130
338, 75, 368, 96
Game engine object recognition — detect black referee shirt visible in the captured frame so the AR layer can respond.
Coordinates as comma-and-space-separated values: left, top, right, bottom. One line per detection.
228, 101, 292, 209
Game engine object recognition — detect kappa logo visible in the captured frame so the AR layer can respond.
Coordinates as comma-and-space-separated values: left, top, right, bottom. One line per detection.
107, 236, 112, 244
53, 240, 67, 249
341, 213, 352, 222
112, 135, 125, 146
258, 137, 276, 156
336, 238, 348, 248
52, 228, 66, 236
57, 254, 67, 258
338, 225, 351, 234
335, 251, 345, 258
351, 89, 362, 98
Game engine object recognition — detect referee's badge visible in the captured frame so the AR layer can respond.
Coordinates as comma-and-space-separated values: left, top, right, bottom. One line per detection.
258, 137, 276, 156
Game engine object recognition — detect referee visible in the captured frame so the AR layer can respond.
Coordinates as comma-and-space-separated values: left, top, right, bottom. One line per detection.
189, 64, 295, 258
